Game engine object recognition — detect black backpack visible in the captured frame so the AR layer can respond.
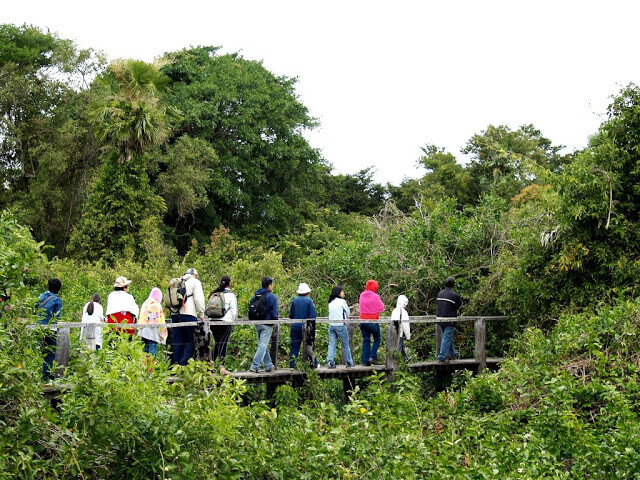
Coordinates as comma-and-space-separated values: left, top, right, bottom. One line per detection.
248, 294, 268, 320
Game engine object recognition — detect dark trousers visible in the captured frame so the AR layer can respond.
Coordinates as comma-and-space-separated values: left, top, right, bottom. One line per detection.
171, 314, 196, 366
211, 323, 233, 363
289, 323, 303, 367
42, 330, 57, 380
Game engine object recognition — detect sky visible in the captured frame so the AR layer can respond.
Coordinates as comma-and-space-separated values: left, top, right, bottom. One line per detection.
4, 1, 640, 185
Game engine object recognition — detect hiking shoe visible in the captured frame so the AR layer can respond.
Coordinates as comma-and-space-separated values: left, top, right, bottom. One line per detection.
327, 363, 336, 369
346, 363, 355, 368
368, 358, 379, 365
437, 359, 449, 364
264, 366, 274, 372
249, 368, 259, 373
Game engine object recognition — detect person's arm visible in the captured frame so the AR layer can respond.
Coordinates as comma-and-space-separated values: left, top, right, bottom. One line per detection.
229, 292, 238, 321
376, 295, 385, 314
193, 281, 206, 319
129, 295, 140, 318
289, 300, 295, 319
270, 294, 279, 320
309, 300, 317, 319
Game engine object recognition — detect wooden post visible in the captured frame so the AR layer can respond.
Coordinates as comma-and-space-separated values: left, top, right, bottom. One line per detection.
385, 321, 400, 380
55, 327, 70, 376
301, 319, 317, 367
474, 317, 487, 374
347, 323, 356, 365
435, 323, 443, 359
269, 324, 280, 368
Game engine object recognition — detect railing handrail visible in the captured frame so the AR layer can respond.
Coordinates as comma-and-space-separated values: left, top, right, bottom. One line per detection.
25, 315, 508, 330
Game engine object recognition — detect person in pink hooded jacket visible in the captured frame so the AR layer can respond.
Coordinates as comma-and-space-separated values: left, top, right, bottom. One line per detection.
359, 279, 385, 365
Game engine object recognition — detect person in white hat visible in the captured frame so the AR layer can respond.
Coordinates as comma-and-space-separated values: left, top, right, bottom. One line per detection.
288, 282, 317, 368
105, 276, 139, 337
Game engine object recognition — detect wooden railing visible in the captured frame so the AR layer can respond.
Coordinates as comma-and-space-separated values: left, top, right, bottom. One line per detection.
31, 315, 507, 378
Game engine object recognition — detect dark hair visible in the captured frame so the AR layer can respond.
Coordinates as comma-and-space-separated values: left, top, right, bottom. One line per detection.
48, 278, 62, 294
87, 293, 101, 315
444, 276, 456, 288
261, 276, 273, 289
114, 286, 125, 291
328, 286, 344, 304
214, 275, 231, 293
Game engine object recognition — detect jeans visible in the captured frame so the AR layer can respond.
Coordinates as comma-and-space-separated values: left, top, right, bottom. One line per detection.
251, 324, 274, 370
360, 322, 381, 365
142, 338, 158, 357
42, 330, 57, 380
327, 325, 354, 366
171, 314, 196, 366
289, 323, 303, 367
438, 324, 458, 361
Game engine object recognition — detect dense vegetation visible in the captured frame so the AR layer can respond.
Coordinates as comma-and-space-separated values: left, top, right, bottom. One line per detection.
2, 24, 640, 478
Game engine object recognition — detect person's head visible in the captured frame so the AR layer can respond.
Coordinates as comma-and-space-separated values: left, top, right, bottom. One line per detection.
296, 282, 311, 296
185, 268, 198, 278
262, 276, 274, 291
396, 294, 408, 308
87, 293, 101, 315
365, 279, 379, 292
149, 287, 163, 303
114, 276, 132, 291
48, 278, 62, 294
219, 275, 231, 290
444, 276, 456, 288
328, 286, 345, 304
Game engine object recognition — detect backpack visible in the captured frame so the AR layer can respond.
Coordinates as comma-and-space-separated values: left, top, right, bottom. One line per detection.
165, 277, 189, 313
205, 291, 226, 319
248, 294, 268, 320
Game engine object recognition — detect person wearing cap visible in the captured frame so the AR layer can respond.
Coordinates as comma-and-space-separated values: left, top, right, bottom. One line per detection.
436, 276, 462, 363
105, 276, 139, 337
359, 279, 385, 366
288, 282, 317, 368
172, 268, 206, 366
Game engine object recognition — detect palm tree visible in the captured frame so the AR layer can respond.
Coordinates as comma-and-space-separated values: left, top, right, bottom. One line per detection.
88, 59, 180, 162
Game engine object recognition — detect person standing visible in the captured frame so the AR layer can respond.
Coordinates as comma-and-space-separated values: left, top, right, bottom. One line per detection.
172, 268, 206, 366
105, 276, 139, 337
436, 276, 462, 363
138, 287, 167, 357
288, 282, 317, 368
80, 294, 104, 351
359, 279, 385, 366
249, 277, 278, 373
210, 275, 238, 375
326, 286, 355, 368
36, 278, 63, 382
391, 295, 411, 361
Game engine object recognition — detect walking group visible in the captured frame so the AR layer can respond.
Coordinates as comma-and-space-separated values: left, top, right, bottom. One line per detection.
35, 271, 462, 381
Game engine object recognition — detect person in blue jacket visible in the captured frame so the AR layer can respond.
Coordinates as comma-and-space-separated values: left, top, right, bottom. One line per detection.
436, 276, 462, 363
36, 278, 63, 382
249, 277, 279, 373
289, 283, 317, 368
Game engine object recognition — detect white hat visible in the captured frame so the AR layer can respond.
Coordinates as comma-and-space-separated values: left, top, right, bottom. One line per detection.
114, 276, 132, 288
296, 283, 312, 294
185, 268, 198, 276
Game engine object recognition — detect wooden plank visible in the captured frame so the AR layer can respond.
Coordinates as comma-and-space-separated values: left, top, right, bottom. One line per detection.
474, 317, 487, 374
55, 327, 70, 375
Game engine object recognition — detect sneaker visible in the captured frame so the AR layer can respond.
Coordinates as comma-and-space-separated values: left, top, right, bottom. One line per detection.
437, 358, 449, 364
264, 366, 274, 372
249, 368, 259, 373
346, 363, 355, 368
368, 358, 379, 365
327, 363, 336, 369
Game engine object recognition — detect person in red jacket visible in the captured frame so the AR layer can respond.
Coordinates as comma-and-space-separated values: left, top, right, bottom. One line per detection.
359, 279, 385, 365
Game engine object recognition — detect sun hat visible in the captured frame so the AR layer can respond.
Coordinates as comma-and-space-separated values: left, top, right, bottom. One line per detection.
296, 283, 312, 294
114, 276, 132, 288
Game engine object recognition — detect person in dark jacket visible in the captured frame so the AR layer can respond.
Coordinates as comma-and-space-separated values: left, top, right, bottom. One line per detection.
249, 277, 279, 373
436, 276, 462, 363
289, 283, 317, 368
36, 278, 63, 382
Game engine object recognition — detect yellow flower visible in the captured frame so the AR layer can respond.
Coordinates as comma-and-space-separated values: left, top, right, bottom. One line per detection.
360, 407, 367, 414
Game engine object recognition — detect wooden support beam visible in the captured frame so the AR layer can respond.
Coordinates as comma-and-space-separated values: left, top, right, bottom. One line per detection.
474, 317, 487, 374
435, 323, 442, 359
269, 324, 280, 367
55, 327, 70, 376
385, 321, 400, 381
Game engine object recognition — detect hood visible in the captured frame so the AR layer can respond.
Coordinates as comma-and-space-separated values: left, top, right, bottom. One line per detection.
149, 287, 163, 303
365, 279, 379, 292
396, 295, 408, 309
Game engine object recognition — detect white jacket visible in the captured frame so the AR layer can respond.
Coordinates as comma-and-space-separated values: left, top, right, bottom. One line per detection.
179, 274, 206, 318
391, 295, 411, 340
80, 302, 104, 349
105, 290, 139, 318
220, 289, 238, 323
